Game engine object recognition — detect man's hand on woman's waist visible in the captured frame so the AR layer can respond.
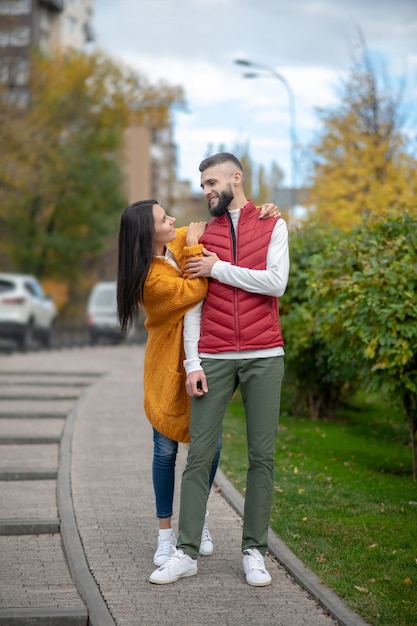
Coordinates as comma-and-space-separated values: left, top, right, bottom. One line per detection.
184, 248, 219, 278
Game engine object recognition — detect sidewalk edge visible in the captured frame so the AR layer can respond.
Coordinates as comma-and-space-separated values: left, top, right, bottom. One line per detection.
215, 468, 370, 626
57, 386, 116, 626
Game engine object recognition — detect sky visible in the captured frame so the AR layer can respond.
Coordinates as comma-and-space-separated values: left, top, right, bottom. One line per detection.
93, 0, 417, 193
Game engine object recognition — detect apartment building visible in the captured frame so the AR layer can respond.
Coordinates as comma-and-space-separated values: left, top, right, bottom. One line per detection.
0, 0, 94, 106
0, 0, 181, 245
60, 0, 94, 50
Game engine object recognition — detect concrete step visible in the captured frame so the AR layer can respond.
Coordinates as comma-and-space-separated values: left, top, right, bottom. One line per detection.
0, 393, 81, 401
0, 606, 88, 626
0, 400, 75, 416
0, 480, 57, 519
0, 411, 68, 419
0, 444, 58, 471
0, 518, 60, 535
0, 534, 87, 625
0, 418, 64, 443
0, 469, 58, 481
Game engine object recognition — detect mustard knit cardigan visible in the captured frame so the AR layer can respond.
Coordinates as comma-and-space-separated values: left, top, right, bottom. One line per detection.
141, 227, 208, 443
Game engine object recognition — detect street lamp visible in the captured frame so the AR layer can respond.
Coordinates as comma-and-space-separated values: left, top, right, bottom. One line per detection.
234, 59, 298, 214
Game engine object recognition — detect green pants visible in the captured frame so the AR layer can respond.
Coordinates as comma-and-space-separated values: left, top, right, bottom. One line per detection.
177, 356, 284, 559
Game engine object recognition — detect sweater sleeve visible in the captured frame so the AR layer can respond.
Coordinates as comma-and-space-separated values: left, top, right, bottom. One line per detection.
144, 261, 208, 325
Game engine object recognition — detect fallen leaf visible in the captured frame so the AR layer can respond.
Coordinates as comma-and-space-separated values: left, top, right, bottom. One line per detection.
404, 578, 412, 585
354, 586, 369, 593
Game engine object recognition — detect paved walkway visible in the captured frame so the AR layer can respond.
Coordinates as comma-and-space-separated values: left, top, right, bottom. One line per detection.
0, 345, 369, 626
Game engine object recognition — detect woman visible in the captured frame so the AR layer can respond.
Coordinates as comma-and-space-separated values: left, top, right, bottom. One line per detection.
117, 199, 217, 566
117, 198, 279, 566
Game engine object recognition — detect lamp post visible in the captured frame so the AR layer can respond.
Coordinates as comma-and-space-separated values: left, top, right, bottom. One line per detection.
235, 59, 298, 215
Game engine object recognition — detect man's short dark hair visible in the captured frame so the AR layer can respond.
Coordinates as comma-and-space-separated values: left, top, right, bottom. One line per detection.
199, 152, 244, 173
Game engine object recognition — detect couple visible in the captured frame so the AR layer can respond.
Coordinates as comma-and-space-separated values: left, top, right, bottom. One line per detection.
117, 152, 289, 587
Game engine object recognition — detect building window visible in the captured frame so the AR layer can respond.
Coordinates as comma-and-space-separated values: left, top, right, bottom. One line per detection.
0, 30, 8, 46
0, 0, 31, 15
0, 26, 31, 47
0, 57, 29, 85
4, 86, 30, 108
66, 14, 77, 33
10, 25, 30, 46
11, 58, 29, 84
0, 59, 9, 82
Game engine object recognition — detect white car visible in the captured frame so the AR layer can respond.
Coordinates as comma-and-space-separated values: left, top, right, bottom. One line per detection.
86, 281, 124, 345
0, 273, 57, 350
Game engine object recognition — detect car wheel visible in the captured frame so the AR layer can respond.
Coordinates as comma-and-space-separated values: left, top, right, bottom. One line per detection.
18, 321, 34, 352
42, 326, 54, 349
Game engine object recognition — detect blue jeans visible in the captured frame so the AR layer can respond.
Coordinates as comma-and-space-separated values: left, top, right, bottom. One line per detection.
152, 428, 222, 519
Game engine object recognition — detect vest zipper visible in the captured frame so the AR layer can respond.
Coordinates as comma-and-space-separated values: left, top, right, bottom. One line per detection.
226, 211, 239, 348
226, 211, 237, 263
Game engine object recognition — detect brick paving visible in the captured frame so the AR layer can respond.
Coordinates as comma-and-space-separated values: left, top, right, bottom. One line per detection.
0, 346, 369, 626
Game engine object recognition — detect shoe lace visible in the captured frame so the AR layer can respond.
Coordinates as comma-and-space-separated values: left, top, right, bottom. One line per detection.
245, 549, 266, 572
201, 521, 212, 543
162, 549, 184, 568
157, 537, 174, 559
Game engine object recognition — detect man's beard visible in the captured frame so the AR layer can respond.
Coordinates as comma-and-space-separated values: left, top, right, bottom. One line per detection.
208, 188, 234, 217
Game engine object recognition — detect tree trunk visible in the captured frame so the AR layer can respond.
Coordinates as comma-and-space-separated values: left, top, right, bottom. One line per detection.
403, 390, 417, 481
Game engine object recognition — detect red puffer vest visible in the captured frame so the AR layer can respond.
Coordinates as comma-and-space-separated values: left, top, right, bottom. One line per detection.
198, 200, 284, 353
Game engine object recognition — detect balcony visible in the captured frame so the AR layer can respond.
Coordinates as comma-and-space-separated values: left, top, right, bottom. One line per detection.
39, 0, 64, 12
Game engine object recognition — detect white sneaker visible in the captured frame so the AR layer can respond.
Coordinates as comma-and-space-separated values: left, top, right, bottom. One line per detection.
199, 511, 214, 556
153, 529, 176, 566
149, 549, 197, 585
242, 548, 272, 587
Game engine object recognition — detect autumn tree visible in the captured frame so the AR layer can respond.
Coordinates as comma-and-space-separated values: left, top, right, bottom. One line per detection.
306, 54, 417, 229
0, 49, 184, 282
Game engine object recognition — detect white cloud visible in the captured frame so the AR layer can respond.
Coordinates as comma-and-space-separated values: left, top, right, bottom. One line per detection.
94, 0, 417, 191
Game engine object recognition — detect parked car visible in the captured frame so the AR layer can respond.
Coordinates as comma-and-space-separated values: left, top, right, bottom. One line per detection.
86, 281, 124, 345
0, 273, 57, 350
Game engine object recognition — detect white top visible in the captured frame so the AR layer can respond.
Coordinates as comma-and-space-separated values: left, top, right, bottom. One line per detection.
183, 209, 290, 374
155, 246, 180, 270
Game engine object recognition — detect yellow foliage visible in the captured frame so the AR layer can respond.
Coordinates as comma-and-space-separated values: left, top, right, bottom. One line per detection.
41, 279, 69, 310
306, 67, 417, 230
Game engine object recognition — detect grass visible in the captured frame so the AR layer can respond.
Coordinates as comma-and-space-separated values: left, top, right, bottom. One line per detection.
220, 391, 417, 626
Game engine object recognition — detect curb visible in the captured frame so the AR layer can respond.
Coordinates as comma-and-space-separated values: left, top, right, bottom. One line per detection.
215, 468, 370, 626
57, 392, 116, 626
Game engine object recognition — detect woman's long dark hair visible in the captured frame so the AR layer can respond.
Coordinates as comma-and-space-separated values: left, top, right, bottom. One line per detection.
117, 199, 157, 334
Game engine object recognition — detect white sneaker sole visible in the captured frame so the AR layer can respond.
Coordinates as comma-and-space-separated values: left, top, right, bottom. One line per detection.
245, 576, 272, 587
149, 568, 197, 585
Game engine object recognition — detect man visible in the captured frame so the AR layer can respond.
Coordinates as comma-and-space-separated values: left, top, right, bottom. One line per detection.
150, 152, 289, 587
